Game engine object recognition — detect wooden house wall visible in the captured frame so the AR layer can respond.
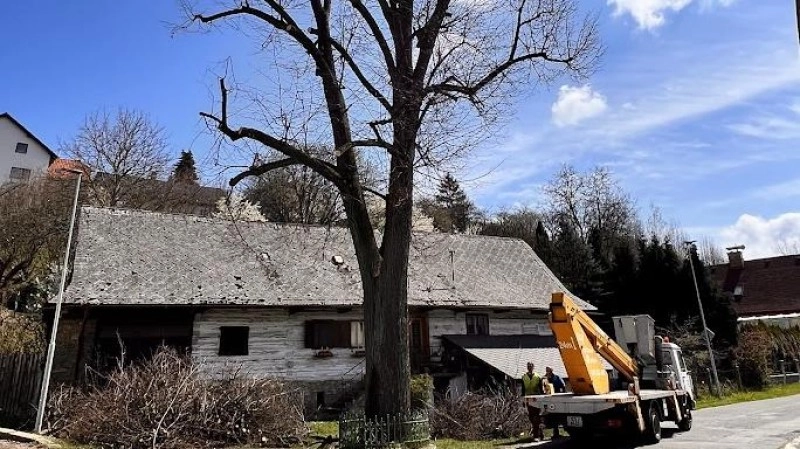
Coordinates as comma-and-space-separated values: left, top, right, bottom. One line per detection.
192, 308, 366, 382
426, 309, 551, 357
193, 307, 550, 379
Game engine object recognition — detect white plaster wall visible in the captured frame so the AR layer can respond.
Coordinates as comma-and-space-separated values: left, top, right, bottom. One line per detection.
0, 117, 52, 183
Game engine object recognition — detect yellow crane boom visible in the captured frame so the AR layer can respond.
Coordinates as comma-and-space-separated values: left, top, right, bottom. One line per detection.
549, 292, 640, 395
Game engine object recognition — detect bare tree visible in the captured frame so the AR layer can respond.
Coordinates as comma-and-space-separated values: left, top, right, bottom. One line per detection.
542, 165, 635, 264
244, 147, 345, 225
776, 238, 800, 256
697, 236, 725, 265
185, 0, 599, 416
0, 177, 75, 310
62, 108, 171, 208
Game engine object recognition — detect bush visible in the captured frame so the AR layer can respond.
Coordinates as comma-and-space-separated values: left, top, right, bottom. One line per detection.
410, 374, 433, 410
430, 388, 527, 440
46, 347, 307, 448
0, 309, 44, 354
735, 325, 773, 389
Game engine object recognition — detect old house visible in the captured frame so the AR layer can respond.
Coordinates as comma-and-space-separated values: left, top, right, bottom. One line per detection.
711, 248, 800, 328
50, 207, 595, 413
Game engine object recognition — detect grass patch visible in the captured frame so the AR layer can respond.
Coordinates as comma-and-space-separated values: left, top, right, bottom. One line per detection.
308, 421, 339, 438
696, 382, 800, 409
433, 438, 514, 449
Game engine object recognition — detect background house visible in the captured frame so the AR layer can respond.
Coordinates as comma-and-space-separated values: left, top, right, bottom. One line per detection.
50, 207, 595, 414
0, 113, 57, 183
711, 248, 800, 328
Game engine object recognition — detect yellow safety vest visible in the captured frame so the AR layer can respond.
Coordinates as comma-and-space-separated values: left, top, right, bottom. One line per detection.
522, 372, 542, 395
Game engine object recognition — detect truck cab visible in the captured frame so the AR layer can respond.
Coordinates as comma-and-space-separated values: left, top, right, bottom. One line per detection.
662, 341, 695, 404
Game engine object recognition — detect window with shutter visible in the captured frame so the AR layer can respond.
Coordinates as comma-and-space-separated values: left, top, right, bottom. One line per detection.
304, 320, 361, 348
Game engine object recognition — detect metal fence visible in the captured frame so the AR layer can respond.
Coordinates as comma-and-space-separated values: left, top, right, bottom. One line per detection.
339, 410, 430, 449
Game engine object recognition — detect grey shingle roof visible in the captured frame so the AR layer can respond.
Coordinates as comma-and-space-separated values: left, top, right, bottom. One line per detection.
442, 335, 611, 379
63, 207, 593, 310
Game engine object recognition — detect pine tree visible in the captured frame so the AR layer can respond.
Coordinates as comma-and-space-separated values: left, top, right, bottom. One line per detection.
428, 173, 476, 233
173, 150, 199, 184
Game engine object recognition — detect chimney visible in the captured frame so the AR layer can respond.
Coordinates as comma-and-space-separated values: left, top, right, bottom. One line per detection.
726, 245, 745, 269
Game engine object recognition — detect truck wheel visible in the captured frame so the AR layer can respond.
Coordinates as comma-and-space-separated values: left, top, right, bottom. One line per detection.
678, 409, 692, 431
644, 403, 662, 444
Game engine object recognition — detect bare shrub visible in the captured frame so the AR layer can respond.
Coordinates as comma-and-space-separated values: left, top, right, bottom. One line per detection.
46, 347, 306, 448
430, 388, 527, 440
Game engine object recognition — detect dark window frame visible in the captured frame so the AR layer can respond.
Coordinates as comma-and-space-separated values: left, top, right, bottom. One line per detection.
465, 313, 489, 335
14, 143, 28, 154
218, 326, 249, 356
9, 167, 32, 182
304, 320, 361, 349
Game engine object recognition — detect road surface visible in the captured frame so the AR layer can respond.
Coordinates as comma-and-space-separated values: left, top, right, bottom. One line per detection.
533, 394, 800, 449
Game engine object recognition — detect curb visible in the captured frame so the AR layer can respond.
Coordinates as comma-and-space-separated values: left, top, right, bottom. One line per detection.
0, 428, 61, 448
782, 435, 800, 449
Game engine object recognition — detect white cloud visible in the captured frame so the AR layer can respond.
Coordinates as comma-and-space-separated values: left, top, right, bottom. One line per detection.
551, 85, 608, 127
608, 0, 732, 30
728, 101, 800, 139
715, 213, 800, 258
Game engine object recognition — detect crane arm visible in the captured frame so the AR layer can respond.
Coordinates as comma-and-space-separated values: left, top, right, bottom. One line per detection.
549, 292, 639, 395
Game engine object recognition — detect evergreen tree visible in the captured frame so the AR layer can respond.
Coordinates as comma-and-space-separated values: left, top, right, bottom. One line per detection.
422, 173, 477, 233
550, 219, 597, 300
681, 245, 738, 347
173, 150, 199, 184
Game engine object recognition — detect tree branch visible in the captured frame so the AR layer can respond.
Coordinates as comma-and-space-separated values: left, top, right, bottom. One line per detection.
201, 78, 343, 187
412, 0, 451, 87
347, 0, 396, 74
363, 186, 387, 200
194, 5, 325, 75
329, 38, 392, 111
228, 157, 301, 187
426, 51, 575, 98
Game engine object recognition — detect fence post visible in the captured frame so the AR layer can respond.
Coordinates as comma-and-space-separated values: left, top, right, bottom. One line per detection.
734, 363, 743, 390
795, 359, 800, 383
781, 359, 787, 385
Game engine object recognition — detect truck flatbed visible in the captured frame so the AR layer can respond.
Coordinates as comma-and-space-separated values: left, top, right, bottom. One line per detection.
524, 389, 689, 415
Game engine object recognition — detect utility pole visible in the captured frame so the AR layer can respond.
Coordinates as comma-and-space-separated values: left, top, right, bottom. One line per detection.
35, 170, 83, 433
684, 240, 721, 396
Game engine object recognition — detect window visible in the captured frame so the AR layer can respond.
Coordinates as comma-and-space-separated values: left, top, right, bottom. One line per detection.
218, 326, 249, 356
15, 143, 28, 154
305, 320, 363, 348
9, 167, 31, 182
465, 314, 489, 335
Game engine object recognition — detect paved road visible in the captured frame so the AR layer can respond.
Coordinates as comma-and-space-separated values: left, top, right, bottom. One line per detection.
529, 394, 800, 449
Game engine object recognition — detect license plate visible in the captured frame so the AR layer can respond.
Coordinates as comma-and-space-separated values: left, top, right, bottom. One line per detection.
566, 416, 583, 427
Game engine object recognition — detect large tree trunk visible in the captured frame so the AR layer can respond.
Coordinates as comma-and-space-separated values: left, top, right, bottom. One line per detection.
363, 155, 414, 417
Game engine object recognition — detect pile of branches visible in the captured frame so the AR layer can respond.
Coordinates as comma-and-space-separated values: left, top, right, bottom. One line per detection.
430, 388, 527, 440
46, 347, 306, 448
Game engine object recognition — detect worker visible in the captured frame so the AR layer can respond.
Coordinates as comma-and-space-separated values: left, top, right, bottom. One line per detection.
545, 367, 566, 438
521, 361, 545, 441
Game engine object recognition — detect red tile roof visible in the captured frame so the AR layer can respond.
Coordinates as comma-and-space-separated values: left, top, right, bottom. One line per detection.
48, 159, 90, 179
711, 254, 800, 317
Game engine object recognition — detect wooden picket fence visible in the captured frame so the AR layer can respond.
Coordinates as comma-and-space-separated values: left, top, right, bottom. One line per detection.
0, 352, 44, 426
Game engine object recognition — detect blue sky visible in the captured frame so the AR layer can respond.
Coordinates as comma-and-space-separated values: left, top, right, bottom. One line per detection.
2, 0, 799, 257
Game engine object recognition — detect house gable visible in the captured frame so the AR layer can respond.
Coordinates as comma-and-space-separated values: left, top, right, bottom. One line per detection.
0, 113, 57, 183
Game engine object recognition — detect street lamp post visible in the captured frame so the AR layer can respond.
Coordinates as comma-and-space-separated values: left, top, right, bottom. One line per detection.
35, 171, 83, 433
684, 240, 721, 396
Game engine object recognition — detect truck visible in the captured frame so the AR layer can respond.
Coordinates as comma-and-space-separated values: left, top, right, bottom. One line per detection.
524, 292, 695, 443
